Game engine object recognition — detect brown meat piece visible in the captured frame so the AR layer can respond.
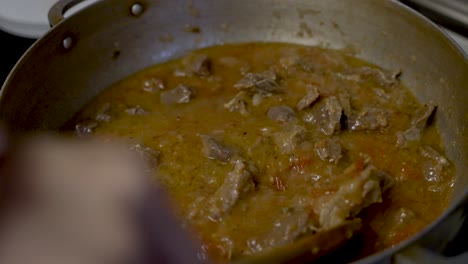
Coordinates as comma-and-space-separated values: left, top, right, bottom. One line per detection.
95, 103, 112, 122
347, 108, 391, 131
268, 106, 297, 123
320, 96, 343, 135
130, 144, 161, 168
75, 121, 98, 137
160, 84, 195, 105
252, 93, 263, 106
338, 93, 351, 116
142, 78, 165, 93
315, 162, 392, 230
207, 159, 255, 221
224, 92, 249, 115
272, 125, 308, 154
304, 96, 343, 136
247, 207, 314, 254
420, 146, 449, 182
344, 66, 401, 88
314, 138, 342, 164
189, 54, 212, 77
234, 70, 280, 94
297, 86, 320, 111
125, 105, 149, 116
200, 135, 235, 163
396, 104, 437, 147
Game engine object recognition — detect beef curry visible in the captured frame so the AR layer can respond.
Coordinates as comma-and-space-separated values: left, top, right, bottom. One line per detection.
69, 43, 454, 262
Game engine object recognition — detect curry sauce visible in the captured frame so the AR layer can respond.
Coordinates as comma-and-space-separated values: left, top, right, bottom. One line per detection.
69, 43, 454, 262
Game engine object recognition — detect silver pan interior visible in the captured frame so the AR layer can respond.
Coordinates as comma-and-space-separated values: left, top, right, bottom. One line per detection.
1, 0, 467, 261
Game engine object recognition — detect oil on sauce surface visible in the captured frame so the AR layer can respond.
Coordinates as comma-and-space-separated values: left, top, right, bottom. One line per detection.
70, 43, 454, 262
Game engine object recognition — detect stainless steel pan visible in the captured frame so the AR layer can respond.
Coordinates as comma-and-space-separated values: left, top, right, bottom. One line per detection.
1, 0, 467, 263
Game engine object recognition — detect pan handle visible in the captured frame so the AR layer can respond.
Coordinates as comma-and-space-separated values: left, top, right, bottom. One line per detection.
48, 0, 87, 27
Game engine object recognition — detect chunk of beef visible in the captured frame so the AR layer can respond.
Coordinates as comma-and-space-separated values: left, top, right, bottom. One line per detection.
314, 162, 392, 230
272, 125, 308, 154
75, 121, 98, 137
142, 78, 165, 93
95, 103, 112, 122
207, 159, 255, 221
377, 170, 394, 192
160, 84, 195, 105
304, 96, 343, 136
252, 93, 269, 106
338, 93, 352, 116
174, 54, 211, 77
200, 135, 235, 163
397, 104, 437, 147
130, 144, 161, 168
420, 146, 449, 182
224, 92, 249, 115
247, 208, 313, 254
373, 88, 391, 102
268, 106, 297, 123
321, 96, 343, 135
314, 138, 342, 164
189, 54, 212, 77
345, 67, 401, 88
296, 86, 320, 111
234, 70, 280, 94
125, 105, 149, 116
347, 108, 391, 131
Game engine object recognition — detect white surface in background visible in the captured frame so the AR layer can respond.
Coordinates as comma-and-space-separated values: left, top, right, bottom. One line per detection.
0, 0, 99, 38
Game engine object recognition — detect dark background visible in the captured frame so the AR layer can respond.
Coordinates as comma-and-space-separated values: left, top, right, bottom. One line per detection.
0, 30, 35, 84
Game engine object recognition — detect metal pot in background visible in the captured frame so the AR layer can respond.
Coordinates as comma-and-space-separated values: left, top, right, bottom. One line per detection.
1, 0, 468, 263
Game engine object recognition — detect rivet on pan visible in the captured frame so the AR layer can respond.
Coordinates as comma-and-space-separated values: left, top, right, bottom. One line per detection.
131, 3, 144, 16
63, 37, 73, 49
